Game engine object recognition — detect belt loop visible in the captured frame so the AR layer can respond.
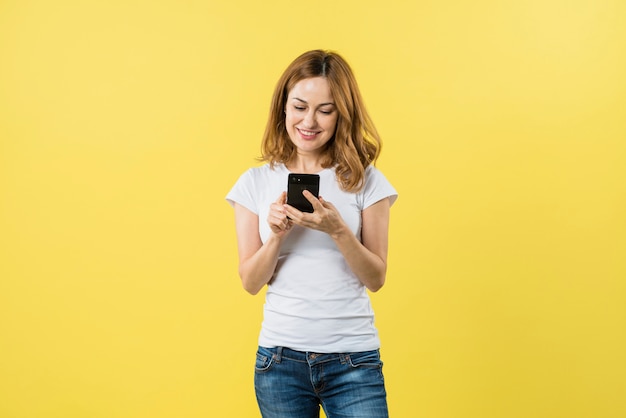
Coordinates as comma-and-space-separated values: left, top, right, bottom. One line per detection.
275, 346, 283, 363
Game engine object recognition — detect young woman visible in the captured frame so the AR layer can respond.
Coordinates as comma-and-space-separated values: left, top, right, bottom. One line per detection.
226, 49, 397, 418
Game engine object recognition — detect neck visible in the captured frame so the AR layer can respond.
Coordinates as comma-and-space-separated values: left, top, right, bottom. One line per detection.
286, 154, 325, 174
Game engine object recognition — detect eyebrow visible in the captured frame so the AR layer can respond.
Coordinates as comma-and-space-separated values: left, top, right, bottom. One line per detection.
292, 97, 335, 107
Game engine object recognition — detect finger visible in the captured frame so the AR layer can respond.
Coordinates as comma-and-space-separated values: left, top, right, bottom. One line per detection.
269, 214, 290, 232
283, 204, 302, 221
269, 203, 289, 221
276, 191, 287, 204
271, 201, 287, 212
302, 190, 324, 211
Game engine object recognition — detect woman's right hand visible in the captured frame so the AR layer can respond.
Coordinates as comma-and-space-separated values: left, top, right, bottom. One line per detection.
267, 191, 293, 237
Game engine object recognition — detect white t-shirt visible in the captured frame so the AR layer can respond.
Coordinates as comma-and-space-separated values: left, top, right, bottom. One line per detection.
226, 163, 397, 353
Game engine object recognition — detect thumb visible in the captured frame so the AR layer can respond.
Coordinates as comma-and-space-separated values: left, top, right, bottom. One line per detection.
276, 191, 287, 204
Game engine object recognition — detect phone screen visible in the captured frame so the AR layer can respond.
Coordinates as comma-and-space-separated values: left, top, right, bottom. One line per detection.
287, 173, 320, 213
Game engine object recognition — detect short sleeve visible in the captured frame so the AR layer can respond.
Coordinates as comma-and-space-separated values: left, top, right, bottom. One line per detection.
225, 169, 258, 214
360, 165, 398, 209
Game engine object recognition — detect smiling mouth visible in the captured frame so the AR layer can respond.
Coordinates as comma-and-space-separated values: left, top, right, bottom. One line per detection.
297, 128, 319, 138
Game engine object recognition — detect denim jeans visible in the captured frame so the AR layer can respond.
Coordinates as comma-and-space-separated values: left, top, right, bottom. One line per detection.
254, 346, 389, 418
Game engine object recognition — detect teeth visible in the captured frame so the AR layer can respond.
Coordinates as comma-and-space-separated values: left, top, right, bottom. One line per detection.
300, 129, 317, 136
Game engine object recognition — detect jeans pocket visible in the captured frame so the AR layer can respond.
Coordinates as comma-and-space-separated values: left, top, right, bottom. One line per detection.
255, 346, 276, 373
347, 350, 383, 369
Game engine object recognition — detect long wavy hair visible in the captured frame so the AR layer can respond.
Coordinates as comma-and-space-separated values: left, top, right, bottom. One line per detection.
260, 50, 382, 193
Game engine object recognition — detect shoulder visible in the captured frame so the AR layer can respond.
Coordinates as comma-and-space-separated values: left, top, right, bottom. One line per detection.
231, 163, 288, 197
361, 165, 398, 207
237, 163, 283, 183
227, 163, 284, 210
364, 164, 382, 178
250, 163, 285, 177
363, 165, 392, 187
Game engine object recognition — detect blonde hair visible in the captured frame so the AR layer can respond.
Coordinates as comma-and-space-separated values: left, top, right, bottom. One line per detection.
260, 50, 382, 192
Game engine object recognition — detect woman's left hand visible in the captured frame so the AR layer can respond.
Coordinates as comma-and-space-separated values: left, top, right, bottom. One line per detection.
283, 190, 346, 236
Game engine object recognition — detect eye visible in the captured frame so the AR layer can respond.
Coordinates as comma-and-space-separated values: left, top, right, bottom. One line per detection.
319, 109, 334, 115
294, 106, 306, 111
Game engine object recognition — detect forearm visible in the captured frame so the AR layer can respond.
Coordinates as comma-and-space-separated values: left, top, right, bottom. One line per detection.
331, 226, 387, 292
239, 234, 283, 295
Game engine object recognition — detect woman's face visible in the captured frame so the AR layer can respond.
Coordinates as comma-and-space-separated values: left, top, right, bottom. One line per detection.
285, 77, 339, 157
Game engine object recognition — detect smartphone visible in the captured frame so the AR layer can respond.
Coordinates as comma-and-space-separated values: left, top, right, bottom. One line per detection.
287, 173, 320, 213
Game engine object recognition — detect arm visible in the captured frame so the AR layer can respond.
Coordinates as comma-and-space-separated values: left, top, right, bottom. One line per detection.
334, 197, 390, 292
284, 192, 391, 292
233, 192, 292, 295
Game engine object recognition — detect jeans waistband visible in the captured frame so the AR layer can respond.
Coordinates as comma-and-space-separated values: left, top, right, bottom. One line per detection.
262, 346, 378, 365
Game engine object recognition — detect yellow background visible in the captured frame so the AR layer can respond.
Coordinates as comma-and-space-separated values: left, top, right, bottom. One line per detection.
1, 0, 625, 417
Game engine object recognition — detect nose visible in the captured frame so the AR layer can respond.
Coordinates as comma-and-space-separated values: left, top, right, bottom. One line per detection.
302, 109, 317, 128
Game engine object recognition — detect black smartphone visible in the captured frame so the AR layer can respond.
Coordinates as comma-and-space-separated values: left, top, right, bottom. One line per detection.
287, 173, 320, 213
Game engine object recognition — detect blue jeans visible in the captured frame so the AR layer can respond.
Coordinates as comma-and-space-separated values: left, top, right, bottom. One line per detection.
254, 346, 389, 418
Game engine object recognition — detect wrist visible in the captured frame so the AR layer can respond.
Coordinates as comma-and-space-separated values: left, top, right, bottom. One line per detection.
268, 231, 288, 245
329, 224, 351, 242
